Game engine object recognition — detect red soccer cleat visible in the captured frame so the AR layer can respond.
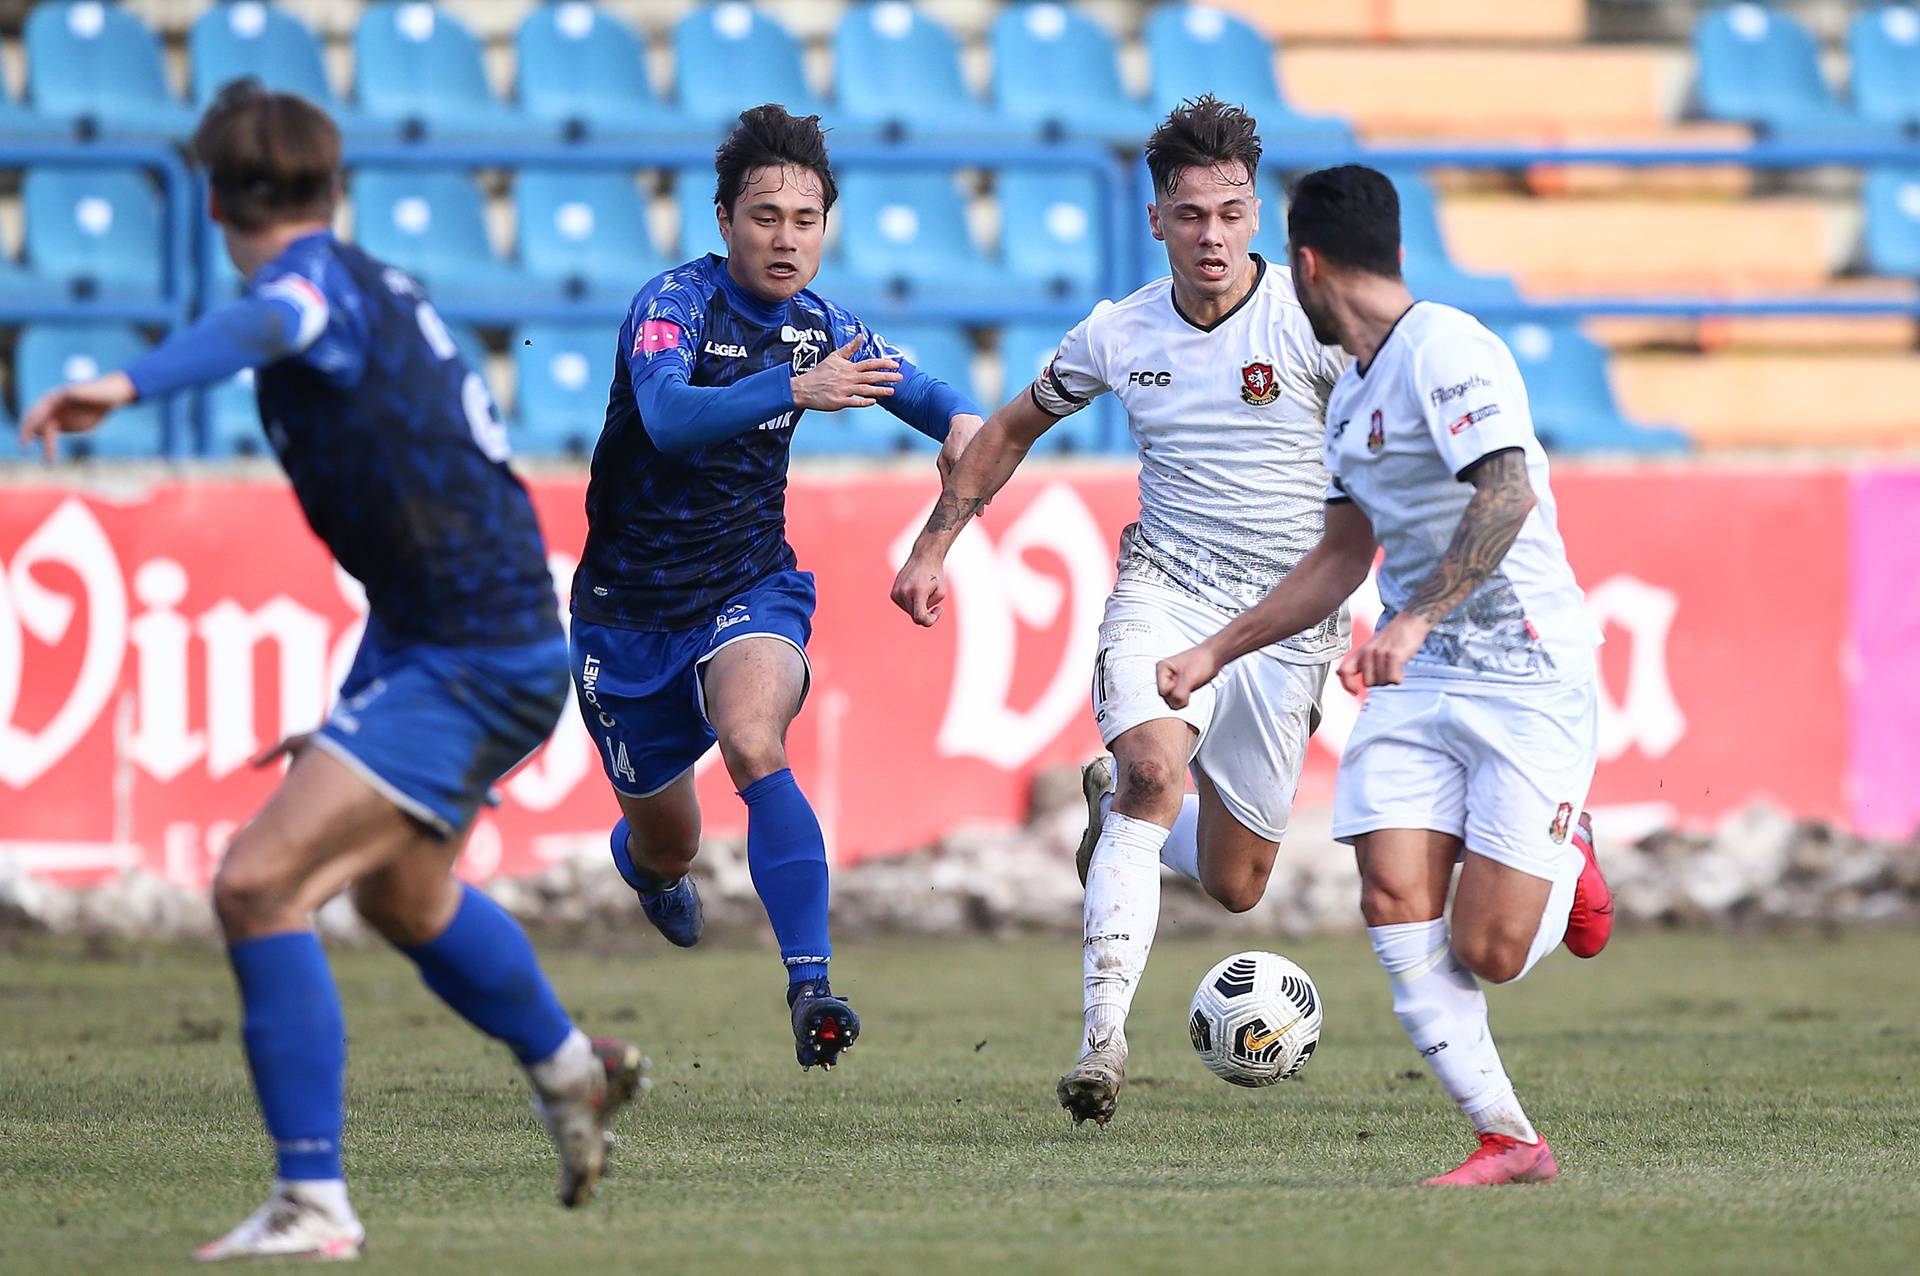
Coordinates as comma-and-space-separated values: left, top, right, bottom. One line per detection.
1563, 811, 1613, 958
1423, 1133, 1559, 1187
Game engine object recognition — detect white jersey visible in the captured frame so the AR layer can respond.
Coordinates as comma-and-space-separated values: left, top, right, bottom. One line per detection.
1032, 257, 1350, 663
1323, 301, 1601, 690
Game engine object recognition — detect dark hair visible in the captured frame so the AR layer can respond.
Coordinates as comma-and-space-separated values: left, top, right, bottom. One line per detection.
191, 79, 341, 234
1145, 95, 1261, 199
713, 103, 837, 215
1286, 165, 1403, 278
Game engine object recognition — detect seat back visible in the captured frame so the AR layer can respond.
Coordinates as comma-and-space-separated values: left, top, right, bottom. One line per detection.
189, 2, 335, 107
997, 322, 1115, 453
355, 2, 499, 121
834, 169, 979, 286
16, 322, 165, 457
26, 1, 177, 117
999, 168, 1105, 297
352, 168, 499, 279
517, 168, 667, 287
1144, 5, 1282, 113
514, 321, 610, 453
673, 3, 813, 122
1863, 167, 1920, 276
517, 1, 656, 125
23, 167, 164, 295
833, 2, 974, 125
674, 168, 726, 260
1694, 3, 1838, 124
990, 3, 1129, 120
1850, 6, 1920, 125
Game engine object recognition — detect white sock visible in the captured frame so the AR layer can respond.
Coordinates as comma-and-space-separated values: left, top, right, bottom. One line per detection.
277, 1178, 355, 1223
1081, 811, 1171, 1057
1099, 790, 1201, 882
525, 1026, 595, 1097
1369, 919, 1536, 1142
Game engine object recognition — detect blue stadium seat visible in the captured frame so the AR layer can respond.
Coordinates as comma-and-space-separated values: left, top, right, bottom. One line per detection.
25, 1, 200, 139
672, 4, 833, 133
513, 322, 609, 457
22, 168, 165, 303
518, 2, 707, 142
1387, 169, 1522, 314
833, 169, 1035, 308
1144, 6, 1352, 147
999, 169, 1107, 301
14, 323, 167, 459
996, 322, 1116, 455
517, 168, 672, 308
0, 50, 74, 142
204, 368, 265, 458
1863, 168, 1920, 276
989, 3, 1158, 146
189, 2, 399, 144
354, 2, 556, 143
1694, 4, 1904, 143
833, 3, 1033, 143
673, 168, 726, 260
1495, 321, 1689, 455
353, 169, 554, 310
1849, 6, 1920, 129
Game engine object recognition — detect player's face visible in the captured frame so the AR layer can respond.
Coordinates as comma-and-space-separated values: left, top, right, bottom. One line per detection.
1289, 246, 1342, 346
1150, 163, 1260, 300
719, 164, 827, 304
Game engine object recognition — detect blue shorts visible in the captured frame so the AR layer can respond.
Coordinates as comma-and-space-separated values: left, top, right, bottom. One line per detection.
570, 570, 816, 798
314, 620, 570, 838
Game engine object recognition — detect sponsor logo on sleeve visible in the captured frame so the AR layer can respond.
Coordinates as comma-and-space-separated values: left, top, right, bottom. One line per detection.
1428, 374, 1491, 407
634, 318, 682, 356
1240, 359, 1279, 405
1448, 403, 1502, 435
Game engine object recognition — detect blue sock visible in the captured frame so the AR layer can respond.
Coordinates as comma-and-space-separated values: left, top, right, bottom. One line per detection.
398, 885, 574, 1065
740, 768, 831, 985
228, 932, 346, 1182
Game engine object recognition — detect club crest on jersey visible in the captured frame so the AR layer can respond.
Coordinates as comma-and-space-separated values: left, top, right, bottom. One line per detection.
790, 342, 820, 373
1240, 359, 1279, 405
1550, 802, 1573, 844
1366, 409, 1385, 452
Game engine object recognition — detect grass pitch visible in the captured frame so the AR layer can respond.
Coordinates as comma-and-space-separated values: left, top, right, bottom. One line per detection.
3, 926, 1917, 1275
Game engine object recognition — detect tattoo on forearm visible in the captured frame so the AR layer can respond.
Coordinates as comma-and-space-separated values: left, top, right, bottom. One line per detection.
1405, 450, 1533, 624
923, 490, 988, 535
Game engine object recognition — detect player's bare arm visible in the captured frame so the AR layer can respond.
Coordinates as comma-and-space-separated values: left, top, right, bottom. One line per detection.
1157, 501, 1376, 709
889, 390, 1054, 626
935, 412, 985, 483
1340, 446, 1535, 693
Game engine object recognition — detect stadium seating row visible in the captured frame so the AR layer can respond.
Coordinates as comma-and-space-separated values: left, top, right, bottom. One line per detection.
5, 1, 1347, 150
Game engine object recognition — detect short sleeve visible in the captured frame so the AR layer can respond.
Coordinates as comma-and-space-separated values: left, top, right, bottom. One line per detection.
624, 271, 707, 392
1414, 326, 1536, 478
1317, 341, 1354, 401
1029, 304, 1112, 418
1325, 474, 1351, 503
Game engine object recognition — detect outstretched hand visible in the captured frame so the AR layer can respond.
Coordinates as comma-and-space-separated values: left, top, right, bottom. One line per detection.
790, 336, 902, 412
18, 371, 136, 461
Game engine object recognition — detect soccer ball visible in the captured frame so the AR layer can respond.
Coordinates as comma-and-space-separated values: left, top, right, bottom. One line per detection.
1188, 951, 1323, 1087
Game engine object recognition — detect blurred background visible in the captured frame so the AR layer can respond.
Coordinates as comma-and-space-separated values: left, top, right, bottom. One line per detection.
0, 1, 1916, 937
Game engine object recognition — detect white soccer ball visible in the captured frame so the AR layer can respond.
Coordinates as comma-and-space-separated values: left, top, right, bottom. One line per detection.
1188, 951, 1323, 1087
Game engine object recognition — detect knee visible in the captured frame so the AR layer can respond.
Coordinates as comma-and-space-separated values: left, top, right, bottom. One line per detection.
715, 721, 788, 788
1452, 932, 1529, 985
1204, 865, 1269, 914
211, 838, 299, 939
1360, 879, 1433, 928
1114, 756, 1181, 822
350, 881, 443, 947
624, 820, 699, 876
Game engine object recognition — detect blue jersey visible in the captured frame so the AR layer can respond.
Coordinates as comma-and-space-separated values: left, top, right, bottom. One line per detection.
572, 254, 978, 632
244, 234, 560, 648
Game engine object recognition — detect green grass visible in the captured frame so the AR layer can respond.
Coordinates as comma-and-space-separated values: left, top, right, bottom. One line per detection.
3, 927, 1918, 1274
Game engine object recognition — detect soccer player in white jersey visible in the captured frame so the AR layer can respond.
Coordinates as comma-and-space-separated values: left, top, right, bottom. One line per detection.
891, 98, 1350, 1126
1157, 165, 1615, 1186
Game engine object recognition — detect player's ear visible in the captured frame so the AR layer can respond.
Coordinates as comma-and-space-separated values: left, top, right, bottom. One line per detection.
714, 199, 731, 251
1148, 201, 1164, 243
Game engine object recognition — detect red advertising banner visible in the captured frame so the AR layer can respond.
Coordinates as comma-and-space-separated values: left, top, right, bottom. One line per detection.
0, 463, 1883, 889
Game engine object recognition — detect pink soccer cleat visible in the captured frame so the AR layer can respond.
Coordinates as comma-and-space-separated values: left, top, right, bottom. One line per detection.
1564, 811, 1613, 958
1423, 1133, 1559, 1187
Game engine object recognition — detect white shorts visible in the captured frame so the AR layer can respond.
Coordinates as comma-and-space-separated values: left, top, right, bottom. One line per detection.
1093, 576, 1329, 844
1332, 678, 1598, 887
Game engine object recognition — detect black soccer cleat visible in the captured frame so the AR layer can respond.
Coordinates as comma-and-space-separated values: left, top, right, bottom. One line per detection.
788, 979, 860, 1070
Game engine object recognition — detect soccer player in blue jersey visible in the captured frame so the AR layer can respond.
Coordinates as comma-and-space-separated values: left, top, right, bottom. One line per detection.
570, 104, 984, 1070
20, 83, 644, 1261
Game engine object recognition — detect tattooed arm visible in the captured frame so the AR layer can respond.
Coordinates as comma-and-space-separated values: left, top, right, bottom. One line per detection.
889, 387, 1057, 626
1338, 448, 1536, 693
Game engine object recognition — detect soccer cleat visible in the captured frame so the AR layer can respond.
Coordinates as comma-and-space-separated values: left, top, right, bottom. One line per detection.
532, 1037, 650, 1208
1074, 756, 1116, 887
788, 979, 860, 1070
1057, 1034, 1127, 1128
1563, 811, 1613, 959
610, 819, 703, 947
1423, 1133, 1559, 1187
194, 1188, 365, 1262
